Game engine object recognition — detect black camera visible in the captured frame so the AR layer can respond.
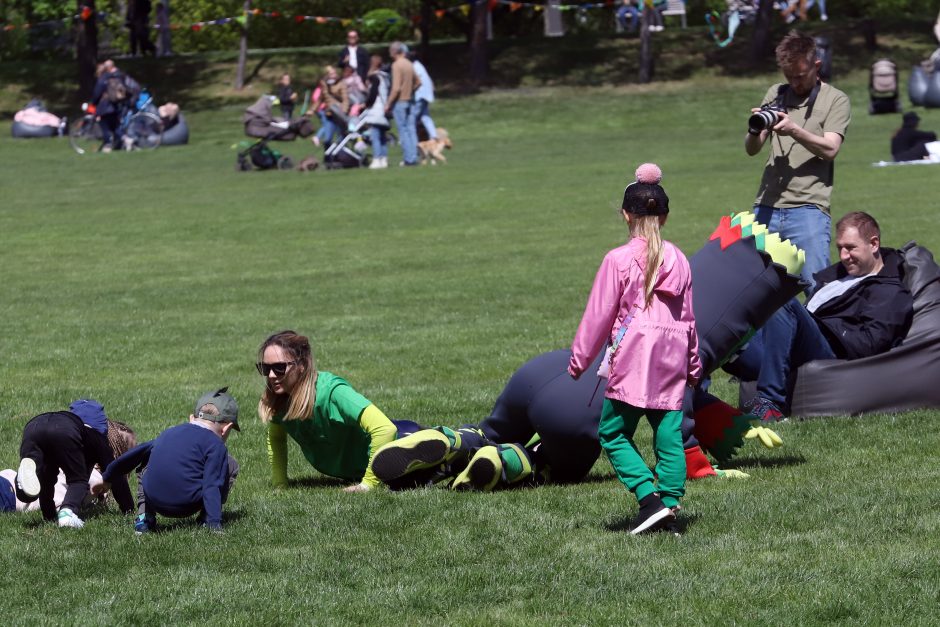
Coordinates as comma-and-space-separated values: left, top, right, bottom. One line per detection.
748, 104, 785, 134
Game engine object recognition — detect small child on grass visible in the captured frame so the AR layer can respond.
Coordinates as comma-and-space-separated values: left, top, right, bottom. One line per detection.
97, 388, 240, 533
13, 400, 136, 527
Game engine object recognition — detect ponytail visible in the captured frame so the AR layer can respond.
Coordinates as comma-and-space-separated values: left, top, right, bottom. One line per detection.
628, 213, 664, 309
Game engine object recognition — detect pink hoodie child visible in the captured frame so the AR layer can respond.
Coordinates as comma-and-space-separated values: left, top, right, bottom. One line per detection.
568, 163, 701, 535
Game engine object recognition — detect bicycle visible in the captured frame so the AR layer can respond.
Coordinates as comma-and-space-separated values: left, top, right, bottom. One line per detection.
69, 90, 164, 155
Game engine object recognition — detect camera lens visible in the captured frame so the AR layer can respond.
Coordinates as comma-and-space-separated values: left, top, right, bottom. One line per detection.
748, 109, 779, 134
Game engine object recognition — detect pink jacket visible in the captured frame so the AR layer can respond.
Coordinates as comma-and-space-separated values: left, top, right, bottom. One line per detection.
568, 237, 702, 410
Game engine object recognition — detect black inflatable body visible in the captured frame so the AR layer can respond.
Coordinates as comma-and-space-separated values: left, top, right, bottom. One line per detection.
160, 113, 189, 146
11, 120, 57, 138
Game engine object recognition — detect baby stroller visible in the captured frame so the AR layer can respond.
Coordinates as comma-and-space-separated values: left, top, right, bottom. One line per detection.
322, 106, 370, 170
237, 95, 314, 171
869, 58, 902, 114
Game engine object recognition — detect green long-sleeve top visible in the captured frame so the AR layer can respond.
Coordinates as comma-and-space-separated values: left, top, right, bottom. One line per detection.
266, 371, 396, 488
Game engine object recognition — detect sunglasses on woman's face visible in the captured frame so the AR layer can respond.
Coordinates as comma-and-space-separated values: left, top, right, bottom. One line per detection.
256, 361, 298, 377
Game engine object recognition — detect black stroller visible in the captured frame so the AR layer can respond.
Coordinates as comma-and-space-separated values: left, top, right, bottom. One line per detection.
321, 106, 370, 170
237, 95, 314, 171
869, 58, 902, 114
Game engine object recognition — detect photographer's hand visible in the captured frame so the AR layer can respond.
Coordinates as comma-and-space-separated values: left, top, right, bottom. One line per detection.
771, 111, 844, 160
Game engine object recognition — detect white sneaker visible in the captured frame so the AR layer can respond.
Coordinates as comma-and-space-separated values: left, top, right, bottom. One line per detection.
369, 157, 383, 169
378, 157, 388, 168
16, 458, 40, 499
57, 508, 85, 528
820, 13, 828, 21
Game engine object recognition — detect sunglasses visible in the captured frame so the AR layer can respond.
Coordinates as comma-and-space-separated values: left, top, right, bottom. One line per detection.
256, 361, 298, 377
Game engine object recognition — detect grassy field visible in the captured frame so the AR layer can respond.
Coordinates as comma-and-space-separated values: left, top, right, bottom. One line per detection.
1, 52, 940, 624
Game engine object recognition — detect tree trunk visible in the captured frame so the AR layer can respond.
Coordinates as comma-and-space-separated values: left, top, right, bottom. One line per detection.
420, 0, 432, 59
76, 0, 98, 100
639, 6, 653, 83
749, 0, 776, 65
235, 0, 251, 90
469, 0, 488, 84
861, 18, 877, 51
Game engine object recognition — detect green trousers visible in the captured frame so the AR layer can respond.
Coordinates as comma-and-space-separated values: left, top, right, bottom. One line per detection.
598, 398, 686, 509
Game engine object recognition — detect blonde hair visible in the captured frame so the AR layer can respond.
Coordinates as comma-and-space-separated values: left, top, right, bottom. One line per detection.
106, 420, 137, 459
627, 212, 665, 309
257, 330, 318, 423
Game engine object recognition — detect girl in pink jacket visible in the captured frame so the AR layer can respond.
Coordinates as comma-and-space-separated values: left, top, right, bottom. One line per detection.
568, 163, 701, 535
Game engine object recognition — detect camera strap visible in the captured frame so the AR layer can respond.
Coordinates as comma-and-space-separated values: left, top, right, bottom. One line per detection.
776, 80, 821, 121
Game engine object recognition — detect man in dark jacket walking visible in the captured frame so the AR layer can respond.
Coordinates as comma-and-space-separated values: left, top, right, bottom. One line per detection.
729, 211, 913, 420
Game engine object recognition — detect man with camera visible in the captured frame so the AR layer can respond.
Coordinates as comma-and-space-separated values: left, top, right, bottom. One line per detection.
745, 31, 851, 293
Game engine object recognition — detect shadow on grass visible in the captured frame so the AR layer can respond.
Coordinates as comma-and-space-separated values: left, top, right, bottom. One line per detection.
605, 511, 700, 534
287, 476, 347, 489
724, 453, 807, 470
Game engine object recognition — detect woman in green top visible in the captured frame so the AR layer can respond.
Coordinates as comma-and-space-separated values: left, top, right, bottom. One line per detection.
257, 330, 398, 492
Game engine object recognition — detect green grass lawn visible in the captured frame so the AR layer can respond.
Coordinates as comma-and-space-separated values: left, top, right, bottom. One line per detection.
1, 65, 939, 624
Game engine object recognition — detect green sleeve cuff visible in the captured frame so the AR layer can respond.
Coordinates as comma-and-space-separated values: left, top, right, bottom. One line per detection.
359, 404, 397, 488
267, 422, 289, 488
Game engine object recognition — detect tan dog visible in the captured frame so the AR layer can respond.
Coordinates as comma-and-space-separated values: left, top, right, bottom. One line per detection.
418, 128, 452, 165
296, 155, 320, 172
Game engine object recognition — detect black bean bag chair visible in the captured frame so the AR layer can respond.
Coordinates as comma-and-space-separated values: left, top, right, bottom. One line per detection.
740, 242, 940, 417
909, 65, 928, 107
11, 120, 58, 138
925, 68, 940, 108
161, 113, 189, 146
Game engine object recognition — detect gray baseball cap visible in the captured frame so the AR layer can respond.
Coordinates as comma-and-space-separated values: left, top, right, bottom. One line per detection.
193, 387, 240, 431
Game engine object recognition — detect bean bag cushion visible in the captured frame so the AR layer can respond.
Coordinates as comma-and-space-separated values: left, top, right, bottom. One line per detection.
11, 120, 57, 138
161, 113, 189, 146
788, 242, 940, 416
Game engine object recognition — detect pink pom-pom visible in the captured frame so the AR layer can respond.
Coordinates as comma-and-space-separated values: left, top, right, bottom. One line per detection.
635, 163, 662, 185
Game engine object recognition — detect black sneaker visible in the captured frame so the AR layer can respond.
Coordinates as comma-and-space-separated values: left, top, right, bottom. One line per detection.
663, 506, 682, 536
630, 493, 675, 535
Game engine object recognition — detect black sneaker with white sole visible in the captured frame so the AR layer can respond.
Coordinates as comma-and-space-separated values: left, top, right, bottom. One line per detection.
630, 493, 675, 535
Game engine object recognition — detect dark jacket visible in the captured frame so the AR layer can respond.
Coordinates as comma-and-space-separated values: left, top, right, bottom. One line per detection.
338, 46, 370, 82
91, 70, 127, 116
103, 423, 231, 529
891, 127, 937, 161
811, 248, 913, 360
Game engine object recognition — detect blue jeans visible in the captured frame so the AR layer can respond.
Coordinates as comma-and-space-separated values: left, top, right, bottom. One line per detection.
731, 299, 836, 409
316, 111, 339, 146
616, 4, 639, 31
754, 204, 831, 295
392, 100, 418, 165
415, 99, 437, 140
368, 125, 388, 158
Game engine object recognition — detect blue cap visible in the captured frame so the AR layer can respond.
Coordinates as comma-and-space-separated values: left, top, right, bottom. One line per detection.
69, 399, 108, 434
0, 475, 15, 513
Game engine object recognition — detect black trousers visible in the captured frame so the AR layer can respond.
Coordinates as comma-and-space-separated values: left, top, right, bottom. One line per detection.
19, 414, 91, 520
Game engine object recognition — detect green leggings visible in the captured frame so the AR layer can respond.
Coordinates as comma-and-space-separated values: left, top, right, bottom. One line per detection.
598, 398, 686, 509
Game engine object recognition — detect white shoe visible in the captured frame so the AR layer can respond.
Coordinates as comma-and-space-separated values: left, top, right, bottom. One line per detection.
820, 13, 828, 21
16, 458, 40, 499
378, 157, 388, 168
57, 508, 85, 528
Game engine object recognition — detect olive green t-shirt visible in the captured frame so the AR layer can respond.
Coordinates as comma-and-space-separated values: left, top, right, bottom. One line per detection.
754, 82, 851, 213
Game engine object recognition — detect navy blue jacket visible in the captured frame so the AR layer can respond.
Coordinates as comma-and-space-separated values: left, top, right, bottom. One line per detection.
91, 71, 127, 116
811, 248, 913, 360
103, 423, 230, 529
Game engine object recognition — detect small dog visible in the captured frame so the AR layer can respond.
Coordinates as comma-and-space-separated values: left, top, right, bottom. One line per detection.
296, 155, 320, 172
418, 128, 452, 165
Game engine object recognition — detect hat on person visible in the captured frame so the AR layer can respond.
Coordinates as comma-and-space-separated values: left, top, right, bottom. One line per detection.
902, 111, 920, 128
0, 471, 16, 513
69, 399, 108, 435
193, 387, 240, 431
622, 163, 669, 216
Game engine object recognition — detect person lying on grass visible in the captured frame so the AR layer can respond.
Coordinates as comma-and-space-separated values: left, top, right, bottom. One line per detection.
96, 388, 240, 533
257, 330, 412, 493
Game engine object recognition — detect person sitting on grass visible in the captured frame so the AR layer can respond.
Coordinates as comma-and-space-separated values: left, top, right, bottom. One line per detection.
891, 112, 938, 162
97, 388, 241, 533
726, 211, 914, 421
258, 330, 406, 493
14, 399, 135, 528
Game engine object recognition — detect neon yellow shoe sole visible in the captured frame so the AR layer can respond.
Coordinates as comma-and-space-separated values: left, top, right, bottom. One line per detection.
371, 430, 450, 483
451, 446, 502, 492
